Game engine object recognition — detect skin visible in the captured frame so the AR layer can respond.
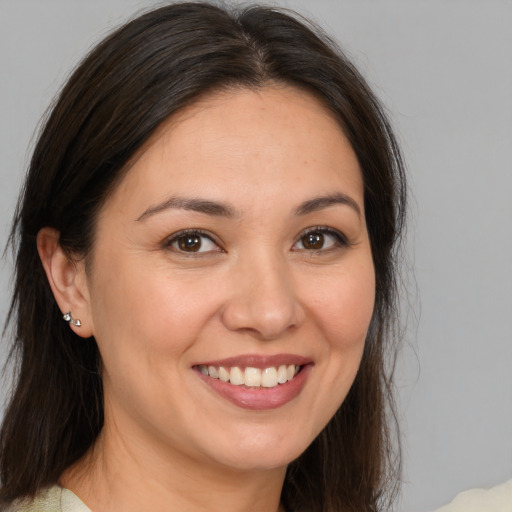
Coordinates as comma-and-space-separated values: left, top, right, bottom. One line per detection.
38, 85, 375, 512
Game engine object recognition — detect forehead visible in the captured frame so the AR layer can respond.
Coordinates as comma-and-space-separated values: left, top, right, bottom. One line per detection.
103, 85, 363, 217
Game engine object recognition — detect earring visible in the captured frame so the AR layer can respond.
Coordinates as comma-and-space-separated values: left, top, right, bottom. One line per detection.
63, 311, 82, 327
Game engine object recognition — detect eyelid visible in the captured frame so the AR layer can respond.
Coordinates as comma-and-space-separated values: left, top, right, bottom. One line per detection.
292, 226, 349, 251
163, 226, 348, 254
164, 229, 224, 253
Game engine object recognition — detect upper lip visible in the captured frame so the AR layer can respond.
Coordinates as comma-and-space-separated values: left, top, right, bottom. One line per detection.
193, 353, 312, 369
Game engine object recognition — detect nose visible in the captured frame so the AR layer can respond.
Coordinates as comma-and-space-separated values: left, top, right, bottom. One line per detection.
221, 253, 304, 340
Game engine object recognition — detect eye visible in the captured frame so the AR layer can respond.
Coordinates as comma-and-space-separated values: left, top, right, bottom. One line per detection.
292, 227, 347, 252
166, 230, 220, 254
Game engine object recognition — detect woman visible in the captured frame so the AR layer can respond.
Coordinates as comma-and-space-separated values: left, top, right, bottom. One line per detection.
0, 2, 406, 511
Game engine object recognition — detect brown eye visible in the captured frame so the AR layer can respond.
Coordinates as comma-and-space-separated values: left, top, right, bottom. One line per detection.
301, 232, 325, 250
293, 228, 346, 252
168, 231, 219, 254
178, 234, 202, 252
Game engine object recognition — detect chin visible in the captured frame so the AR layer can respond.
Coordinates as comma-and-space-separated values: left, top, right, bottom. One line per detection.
203, 429, 313, 472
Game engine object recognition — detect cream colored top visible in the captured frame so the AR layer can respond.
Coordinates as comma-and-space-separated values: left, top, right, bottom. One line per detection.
435, 479, 512, 512
7, 479, 511, 511
6, 486, 90, 512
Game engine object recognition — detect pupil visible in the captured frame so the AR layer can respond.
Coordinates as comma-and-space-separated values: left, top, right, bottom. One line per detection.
303, 233, 324, 250
179, 235, 201, 252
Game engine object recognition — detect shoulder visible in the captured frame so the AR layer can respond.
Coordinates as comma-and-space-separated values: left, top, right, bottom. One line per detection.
434, 479, 512, 512
4, 486, 91, 512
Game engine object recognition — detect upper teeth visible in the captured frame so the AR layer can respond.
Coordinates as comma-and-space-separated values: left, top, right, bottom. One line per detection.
198, 364, 300, 388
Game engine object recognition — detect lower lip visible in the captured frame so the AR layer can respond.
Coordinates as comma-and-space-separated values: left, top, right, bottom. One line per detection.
195, 364, 313, 410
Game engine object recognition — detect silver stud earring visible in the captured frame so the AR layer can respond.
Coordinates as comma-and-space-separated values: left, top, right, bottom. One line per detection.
63, 311, 81, 327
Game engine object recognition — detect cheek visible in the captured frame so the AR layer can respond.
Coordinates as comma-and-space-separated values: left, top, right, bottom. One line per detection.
292, 259, 375, 440
88, 254, 222, 367
307, 261, 376, 348
87, 260, 217, 417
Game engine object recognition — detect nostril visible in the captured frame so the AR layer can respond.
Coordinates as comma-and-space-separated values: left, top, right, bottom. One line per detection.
220, 294, 303, 340
220, 259, 305, 339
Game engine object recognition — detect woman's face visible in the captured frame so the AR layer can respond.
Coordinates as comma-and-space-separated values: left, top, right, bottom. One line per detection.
82, 86, 375, 472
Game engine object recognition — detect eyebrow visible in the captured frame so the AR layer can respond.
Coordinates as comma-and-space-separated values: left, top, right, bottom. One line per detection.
136, 192, 361, 222
294, 193, 362, 218
136, 196, 238, 221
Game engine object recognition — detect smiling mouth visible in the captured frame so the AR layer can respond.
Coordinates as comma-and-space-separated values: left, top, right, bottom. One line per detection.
193, 356, 312, 410
196, 364, 301, 388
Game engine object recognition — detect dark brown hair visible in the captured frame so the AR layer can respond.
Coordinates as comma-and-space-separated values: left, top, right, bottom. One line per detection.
1, 3, 406, 511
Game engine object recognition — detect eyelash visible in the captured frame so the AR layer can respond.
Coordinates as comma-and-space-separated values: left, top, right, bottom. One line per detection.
164, 226, 349, 255
164, 229, 223, 254
293, 226, 349, 252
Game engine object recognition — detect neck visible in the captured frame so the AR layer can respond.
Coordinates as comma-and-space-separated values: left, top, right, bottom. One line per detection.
61, 424, 288, 512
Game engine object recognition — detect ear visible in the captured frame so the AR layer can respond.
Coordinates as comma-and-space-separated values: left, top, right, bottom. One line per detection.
37, 227, 94, 338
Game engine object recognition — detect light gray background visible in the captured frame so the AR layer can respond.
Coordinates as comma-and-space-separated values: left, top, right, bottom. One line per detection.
1, 1, 511, 511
